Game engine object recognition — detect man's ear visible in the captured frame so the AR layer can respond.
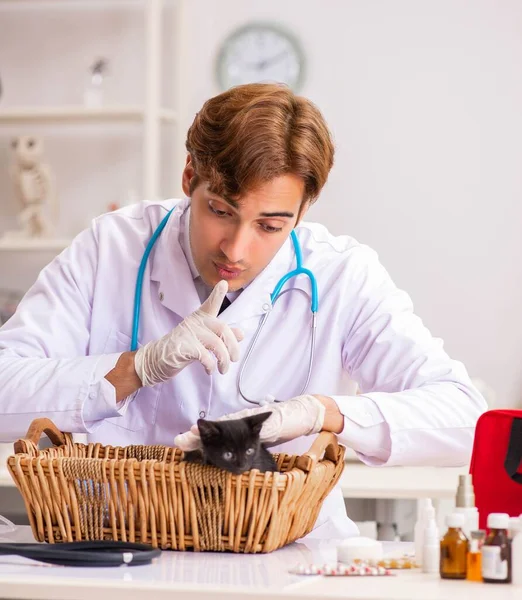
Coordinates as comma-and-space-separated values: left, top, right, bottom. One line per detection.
181, 153, 196, 196
295, 199, 311, 226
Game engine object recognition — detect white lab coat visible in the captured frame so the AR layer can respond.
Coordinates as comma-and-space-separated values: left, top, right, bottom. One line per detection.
0, 198, 486, 539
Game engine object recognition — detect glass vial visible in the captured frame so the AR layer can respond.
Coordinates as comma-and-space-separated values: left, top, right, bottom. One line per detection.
440, 513, 469, 579
482, 513, 512, 583
466, 530, 486, 581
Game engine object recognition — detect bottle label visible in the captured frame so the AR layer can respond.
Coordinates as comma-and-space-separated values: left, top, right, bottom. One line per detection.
481, 546, 508, 580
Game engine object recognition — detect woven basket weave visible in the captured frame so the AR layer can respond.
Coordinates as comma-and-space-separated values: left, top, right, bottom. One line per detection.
7, 418, 345, 553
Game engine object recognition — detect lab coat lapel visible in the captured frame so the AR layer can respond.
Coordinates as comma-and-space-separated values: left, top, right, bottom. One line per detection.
150, 200, 201, 320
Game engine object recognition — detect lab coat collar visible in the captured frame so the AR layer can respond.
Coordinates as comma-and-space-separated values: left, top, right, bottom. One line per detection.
149, 197, 297, 324
150, 198, 202, 319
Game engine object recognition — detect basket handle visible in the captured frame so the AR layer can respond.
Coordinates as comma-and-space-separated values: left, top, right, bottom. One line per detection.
296, 431, 341, 473
13, 418, 67, 454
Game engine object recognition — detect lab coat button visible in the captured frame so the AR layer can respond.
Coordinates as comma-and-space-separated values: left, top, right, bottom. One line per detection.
262, 303, 270, 311
199, 411, 206, 418
89, 391, 96, 399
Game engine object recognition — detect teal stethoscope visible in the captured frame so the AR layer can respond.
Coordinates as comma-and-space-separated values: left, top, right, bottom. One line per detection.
132, 205, 318, 405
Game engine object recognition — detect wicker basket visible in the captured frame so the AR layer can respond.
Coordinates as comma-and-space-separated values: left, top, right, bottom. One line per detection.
7, 418, 345, 553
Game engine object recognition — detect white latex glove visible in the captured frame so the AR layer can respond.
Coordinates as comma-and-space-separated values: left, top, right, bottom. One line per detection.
134, 280, 244, 386
174, 394, 326, 451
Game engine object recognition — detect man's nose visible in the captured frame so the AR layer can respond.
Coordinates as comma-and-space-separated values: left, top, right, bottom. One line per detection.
220, 228, 249, 264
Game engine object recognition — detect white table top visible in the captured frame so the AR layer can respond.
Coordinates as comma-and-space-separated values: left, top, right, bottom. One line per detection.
339, 462, 468, 499
0, 527, 519, 600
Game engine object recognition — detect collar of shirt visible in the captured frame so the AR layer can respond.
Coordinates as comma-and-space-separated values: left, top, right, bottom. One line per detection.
179, 205, 242, 306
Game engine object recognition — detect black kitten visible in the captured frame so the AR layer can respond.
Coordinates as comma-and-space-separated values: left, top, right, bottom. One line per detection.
183, 412, 278, 475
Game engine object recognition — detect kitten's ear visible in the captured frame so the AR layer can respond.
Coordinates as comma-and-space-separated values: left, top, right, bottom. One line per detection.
245, 411, 272, 434
197, 419, 221, 440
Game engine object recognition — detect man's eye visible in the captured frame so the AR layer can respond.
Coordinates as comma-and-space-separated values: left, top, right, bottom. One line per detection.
223, 451, 233, 460
209, 205, 228, 217
246, 448, 255, 456
260, 224, 283, 233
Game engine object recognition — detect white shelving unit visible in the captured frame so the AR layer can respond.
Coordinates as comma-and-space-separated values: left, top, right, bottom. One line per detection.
0, 0, 146, 8
0, 106, 177, 125
0, 0, 185, 252
0, 238, 71, 251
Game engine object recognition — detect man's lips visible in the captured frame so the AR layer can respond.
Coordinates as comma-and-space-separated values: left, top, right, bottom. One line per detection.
214, 262, 244, 274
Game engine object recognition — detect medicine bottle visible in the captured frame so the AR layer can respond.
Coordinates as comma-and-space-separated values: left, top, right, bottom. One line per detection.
454, 474, 479, 539
440, 513, 468, 579
511, 516, 522, 586
482, 513, 511, 584
466, 530, 485, 581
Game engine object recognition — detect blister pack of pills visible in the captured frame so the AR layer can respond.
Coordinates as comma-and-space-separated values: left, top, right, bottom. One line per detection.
289, 562, 394, 577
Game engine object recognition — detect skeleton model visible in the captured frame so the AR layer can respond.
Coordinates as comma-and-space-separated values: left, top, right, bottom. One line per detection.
3, 136, 58, 239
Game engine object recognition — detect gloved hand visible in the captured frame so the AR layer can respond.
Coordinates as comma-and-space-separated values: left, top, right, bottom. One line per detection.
174, 394, 326, 450
134, 280, 243, 386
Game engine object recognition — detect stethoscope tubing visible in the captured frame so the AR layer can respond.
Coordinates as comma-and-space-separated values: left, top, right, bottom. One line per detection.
0, 540, 162, 567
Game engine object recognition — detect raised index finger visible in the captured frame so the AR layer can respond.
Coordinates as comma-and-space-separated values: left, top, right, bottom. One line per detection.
199, 279, 229, 317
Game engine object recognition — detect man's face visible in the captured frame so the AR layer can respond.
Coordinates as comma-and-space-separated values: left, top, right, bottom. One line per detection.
182, 158, 307, 291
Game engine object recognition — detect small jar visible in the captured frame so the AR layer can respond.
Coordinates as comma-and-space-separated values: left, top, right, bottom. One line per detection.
440, 513, 469, 579
482, 513, 511, 584
466, 530, 486, 581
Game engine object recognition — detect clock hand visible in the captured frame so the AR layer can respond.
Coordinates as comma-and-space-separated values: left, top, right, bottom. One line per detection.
254, 49, 288, 70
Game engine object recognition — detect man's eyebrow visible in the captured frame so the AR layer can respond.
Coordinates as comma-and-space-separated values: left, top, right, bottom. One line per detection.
259, 211, 294, 218
209, 195, 294, 218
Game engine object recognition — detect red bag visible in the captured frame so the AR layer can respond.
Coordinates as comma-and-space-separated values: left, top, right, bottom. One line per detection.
470, 409, 522, 529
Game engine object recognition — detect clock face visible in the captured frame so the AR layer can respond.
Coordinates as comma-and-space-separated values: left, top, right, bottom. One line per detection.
216, 23, 305, 91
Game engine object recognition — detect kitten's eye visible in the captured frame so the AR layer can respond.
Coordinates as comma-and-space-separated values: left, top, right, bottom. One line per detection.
246, 448, 255, 456
223, 451, 233, 460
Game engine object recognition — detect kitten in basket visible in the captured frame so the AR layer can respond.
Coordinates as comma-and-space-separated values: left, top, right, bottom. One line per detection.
182, 412, 278, 474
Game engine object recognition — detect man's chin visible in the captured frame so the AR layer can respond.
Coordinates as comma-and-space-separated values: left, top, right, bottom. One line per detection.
200, 274, 240, 292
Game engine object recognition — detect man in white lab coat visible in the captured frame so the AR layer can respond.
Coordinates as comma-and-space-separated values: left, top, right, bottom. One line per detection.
0, 83, 486, 538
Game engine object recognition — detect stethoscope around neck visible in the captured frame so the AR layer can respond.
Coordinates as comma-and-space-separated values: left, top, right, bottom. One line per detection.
131, 204, 319, 406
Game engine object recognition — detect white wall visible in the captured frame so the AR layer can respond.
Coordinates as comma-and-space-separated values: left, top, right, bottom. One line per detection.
1, 0, 521, 406
180, 0, 522, 408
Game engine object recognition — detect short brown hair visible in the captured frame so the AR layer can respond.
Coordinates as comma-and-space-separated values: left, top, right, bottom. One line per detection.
185, 83, 334, 204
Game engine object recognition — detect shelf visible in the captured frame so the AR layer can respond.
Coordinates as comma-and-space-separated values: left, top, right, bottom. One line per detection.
0, 0, 147, 9
0, 106, 177, 125
0, 238, 72, 251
